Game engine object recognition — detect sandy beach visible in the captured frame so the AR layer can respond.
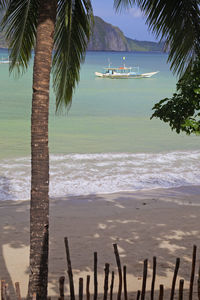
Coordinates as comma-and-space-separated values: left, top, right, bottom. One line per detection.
1, 185, 200, 299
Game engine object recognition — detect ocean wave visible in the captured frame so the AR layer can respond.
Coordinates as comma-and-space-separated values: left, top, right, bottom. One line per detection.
0, 151, 200, 200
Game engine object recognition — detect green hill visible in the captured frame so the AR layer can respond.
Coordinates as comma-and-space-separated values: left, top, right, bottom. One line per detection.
88, 16, 164, 52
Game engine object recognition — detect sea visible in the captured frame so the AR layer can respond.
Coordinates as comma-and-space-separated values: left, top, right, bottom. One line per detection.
0, 48, 200, 201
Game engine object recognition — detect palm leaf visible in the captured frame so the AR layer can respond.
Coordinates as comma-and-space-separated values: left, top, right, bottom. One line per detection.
114, 0, 200, 75
52, 0, 93, 110
1, 0, 39, 74
114, 0, 134, 11
0, 0, 9, 9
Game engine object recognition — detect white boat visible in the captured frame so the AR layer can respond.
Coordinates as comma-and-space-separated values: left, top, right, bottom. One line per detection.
0, 60, 10, 64
95, 66, 159, 79
0, 57, 10, 64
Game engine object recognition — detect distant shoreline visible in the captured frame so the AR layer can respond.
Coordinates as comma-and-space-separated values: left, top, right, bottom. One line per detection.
0, 47, 166, 54
86, 49, 167, 54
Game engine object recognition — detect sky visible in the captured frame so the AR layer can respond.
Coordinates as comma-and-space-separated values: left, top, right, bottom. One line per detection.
91, 0, 158, 42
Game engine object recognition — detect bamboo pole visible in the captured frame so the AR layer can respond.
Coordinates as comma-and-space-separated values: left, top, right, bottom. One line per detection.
79, 278, 83, 300
110, 271, 114, 300
136, 290, 141, 300
5, 283, 10, 300
198, 263, 200, 300
113, 244, 122, 300
189, 245, 197, 300
1, 280, 5, 300
178, 279, 184, 300
103, 263, 110, 300
64, 237, 75, 300
59, 276, 65, 300
159, 285, 164, 300
93, 252, 98, 300
141, 259, 148, 300
0, 281, 10, 300
86, 275, 90, 300
150, 257, 156, 300
123, 266, 128, 300
15, 282, 21, 300
33, 293, 37, 300
170, 258, 180, 300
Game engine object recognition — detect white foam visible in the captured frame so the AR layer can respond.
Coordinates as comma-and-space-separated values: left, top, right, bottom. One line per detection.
0, 151, 200, 200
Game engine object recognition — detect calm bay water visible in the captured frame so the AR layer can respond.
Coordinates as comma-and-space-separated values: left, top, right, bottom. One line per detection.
0, 49, 199, 200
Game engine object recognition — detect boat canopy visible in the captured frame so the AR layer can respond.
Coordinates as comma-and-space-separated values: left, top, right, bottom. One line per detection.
104, 66, 132, 71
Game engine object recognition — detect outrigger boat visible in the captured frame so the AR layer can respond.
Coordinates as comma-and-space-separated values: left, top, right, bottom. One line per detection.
95, 65, 159, 79
0, 57, 10, 64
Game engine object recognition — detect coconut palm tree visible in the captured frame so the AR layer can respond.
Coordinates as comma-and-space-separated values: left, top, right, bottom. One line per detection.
0, 0, 93, 299
114, 0, 200, 75
0, 0, 199, 299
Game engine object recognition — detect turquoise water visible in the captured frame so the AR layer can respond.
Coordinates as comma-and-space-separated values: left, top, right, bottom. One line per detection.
0, 49, 200, 200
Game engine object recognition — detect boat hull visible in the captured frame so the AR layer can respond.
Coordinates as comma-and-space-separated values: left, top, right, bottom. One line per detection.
0, 60, 10, 64
95, 71, 159, 79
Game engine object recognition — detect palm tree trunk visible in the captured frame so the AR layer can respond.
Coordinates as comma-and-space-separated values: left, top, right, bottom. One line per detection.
28, 0, 56, 299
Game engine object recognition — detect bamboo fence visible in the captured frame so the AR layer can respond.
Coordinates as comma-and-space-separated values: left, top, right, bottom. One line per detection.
1, 239, 200, 300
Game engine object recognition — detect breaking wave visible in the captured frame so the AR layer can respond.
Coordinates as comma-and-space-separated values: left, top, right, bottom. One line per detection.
0, 151, 200, 200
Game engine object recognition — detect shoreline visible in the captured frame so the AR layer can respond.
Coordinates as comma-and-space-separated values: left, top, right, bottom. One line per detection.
1, 184, 200, 206
1, 184, 200, 205
0, 186, 200, 298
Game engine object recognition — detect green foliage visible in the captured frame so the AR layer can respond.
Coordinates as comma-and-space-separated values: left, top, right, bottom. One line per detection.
151, 58, 200, 135
0, 1, 9, 9
126, 38, 148, 52
115, 0, 200, 136
52, 0, 93, 110
1, 0, 39, 74
127, 38, 164, 52
0, 0, 93, 109
114, 0, 200, 75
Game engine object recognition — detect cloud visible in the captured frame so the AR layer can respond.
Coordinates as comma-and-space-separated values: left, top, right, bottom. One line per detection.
129, 7, 143, 18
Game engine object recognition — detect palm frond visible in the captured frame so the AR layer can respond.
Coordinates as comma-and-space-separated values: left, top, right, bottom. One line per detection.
52, 0, 93, 110
114, 0, 134, 12
143, 0, 200, 75
114, 0, 200, 75
0, 0, 9, 10
1, 0, 39, 74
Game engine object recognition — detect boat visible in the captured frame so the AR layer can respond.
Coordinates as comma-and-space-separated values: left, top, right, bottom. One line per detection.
95, 66, 159, 79
0, 60, 10, 64
0, 57, 10, 64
